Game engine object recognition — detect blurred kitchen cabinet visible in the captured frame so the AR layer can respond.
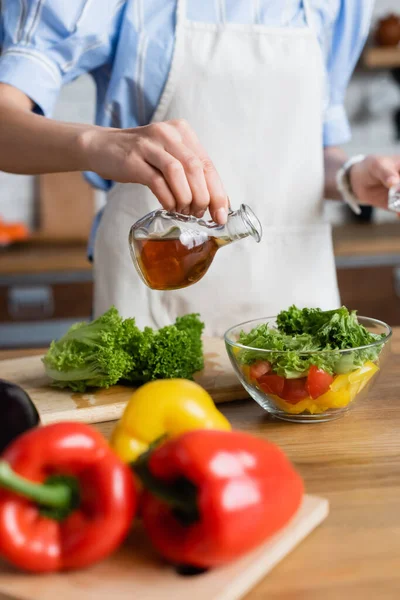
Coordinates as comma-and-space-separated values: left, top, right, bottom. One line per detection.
0, 171, 96, 347
0, 242, 93, 348
0, 277, 93, 348
35, 172, 95, 242
0, 281, 93, 322
337, 265, 400, 326
333, 223, 400, 327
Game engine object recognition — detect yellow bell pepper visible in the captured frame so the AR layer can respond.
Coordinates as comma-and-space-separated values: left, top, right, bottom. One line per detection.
110, 379, 231, 462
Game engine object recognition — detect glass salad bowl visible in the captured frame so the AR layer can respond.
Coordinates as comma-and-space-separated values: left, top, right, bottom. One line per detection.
225, 315, 392, 423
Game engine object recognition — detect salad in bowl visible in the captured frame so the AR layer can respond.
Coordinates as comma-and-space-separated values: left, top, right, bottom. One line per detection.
225, 306, 392, 422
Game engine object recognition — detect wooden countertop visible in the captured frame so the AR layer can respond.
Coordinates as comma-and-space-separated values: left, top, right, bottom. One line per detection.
1, 330, 400, 599
0, 222, 400, 276
332, 222, 400, 258
0, 241, 91, 276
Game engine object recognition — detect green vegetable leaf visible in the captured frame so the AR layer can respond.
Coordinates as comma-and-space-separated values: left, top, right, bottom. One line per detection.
238, 305, 384, 377
125, 313, 205, 384
42, 308, 133, 392
43, 308, 204, 391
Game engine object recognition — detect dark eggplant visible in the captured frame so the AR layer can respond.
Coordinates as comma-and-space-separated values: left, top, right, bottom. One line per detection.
0, 380, 40, 453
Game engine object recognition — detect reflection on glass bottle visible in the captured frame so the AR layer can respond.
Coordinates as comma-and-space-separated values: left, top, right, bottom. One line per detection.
129, 205, 262, 290
388, 182, 400, 212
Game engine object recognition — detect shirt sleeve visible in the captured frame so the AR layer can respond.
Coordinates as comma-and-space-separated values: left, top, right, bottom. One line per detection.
0, 0, 124, 116
323, 0, 374, 147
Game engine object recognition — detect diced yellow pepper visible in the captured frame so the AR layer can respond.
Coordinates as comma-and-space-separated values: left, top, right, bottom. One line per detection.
330, 373, 350, 392
348, 361, 378, 391
271, 396, 325, 415
315, 387, 352, 409
265, 361, 379, 416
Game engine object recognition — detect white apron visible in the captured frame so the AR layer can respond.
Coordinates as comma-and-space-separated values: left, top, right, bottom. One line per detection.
94, 0, 340, 336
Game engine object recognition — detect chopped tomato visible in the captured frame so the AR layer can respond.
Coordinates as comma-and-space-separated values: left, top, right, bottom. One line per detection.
249, 360, 271, 380
257, 374, 285, 396
281, 378, 309, 404
306, 365, 334, 399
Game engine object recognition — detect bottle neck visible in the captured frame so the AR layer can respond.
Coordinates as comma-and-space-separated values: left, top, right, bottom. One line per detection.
219, 205, 262, 245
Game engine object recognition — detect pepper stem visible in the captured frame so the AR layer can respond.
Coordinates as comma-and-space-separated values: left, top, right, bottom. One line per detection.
0, 461, 74, 510
133, 451, 199, 525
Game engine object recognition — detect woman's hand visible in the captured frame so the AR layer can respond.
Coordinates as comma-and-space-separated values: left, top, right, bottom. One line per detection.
349, 155, 400, 210
0, 85, 227, 225
80, 119, 229, 224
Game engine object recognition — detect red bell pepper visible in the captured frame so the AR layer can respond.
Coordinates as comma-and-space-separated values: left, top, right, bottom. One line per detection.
0, 422, 137, 573
134, 429, 303, 568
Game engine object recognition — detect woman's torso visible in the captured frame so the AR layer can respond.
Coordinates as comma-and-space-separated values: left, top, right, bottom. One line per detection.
93, 0, 340, 334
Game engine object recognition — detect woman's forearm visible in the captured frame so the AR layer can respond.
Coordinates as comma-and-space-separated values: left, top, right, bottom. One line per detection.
0, 83, 96, 174
0, 83, 229, 223
0, 84, 350, 212
323, 146, 347, 200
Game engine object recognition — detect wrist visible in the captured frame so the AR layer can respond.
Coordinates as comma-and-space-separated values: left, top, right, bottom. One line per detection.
335, 155, 365, 215
75, 125, 108, 172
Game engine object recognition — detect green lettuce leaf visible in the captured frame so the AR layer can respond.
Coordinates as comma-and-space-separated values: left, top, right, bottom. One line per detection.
238, 305, 384, 377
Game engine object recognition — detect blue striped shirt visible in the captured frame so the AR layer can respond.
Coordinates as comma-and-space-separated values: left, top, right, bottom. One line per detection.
0, 1, 374, 166
0, 0, 374, 254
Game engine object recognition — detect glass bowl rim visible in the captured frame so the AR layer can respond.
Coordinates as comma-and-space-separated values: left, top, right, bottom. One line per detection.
224, 315, 392, 355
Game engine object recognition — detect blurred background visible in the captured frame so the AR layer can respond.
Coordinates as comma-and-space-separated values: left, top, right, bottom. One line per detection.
0, 0, 400, 349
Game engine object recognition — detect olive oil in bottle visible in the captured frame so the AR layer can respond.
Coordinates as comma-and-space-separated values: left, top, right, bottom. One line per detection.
129, 205, 262, 291
134, 236, 230, 290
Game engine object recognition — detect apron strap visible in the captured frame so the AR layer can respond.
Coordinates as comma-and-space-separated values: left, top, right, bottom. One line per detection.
252, 0, 260, 25
151, 0, 186, 123
179, 0, 187, 23
215, 0, 226, 24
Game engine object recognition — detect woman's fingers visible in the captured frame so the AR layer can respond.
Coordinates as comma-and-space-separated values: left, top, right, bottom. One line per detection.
202, 158, 229, 224
138, 161, 177, 212
164, 141, 210, 217
143, 144, 192, 212
173, 120, 229, 223
133, 119, 229, 222
367, 155, 400, 188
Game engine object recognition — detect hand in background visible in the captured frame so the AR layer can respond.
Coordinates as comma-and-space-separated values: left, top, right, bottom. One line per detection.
349, 155, 400, 210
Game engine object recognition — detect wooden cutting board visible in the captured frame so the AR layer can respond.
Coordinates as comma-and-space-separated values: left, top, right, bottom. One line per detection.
0, 337, 249, 425
0, 495, 328, 600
